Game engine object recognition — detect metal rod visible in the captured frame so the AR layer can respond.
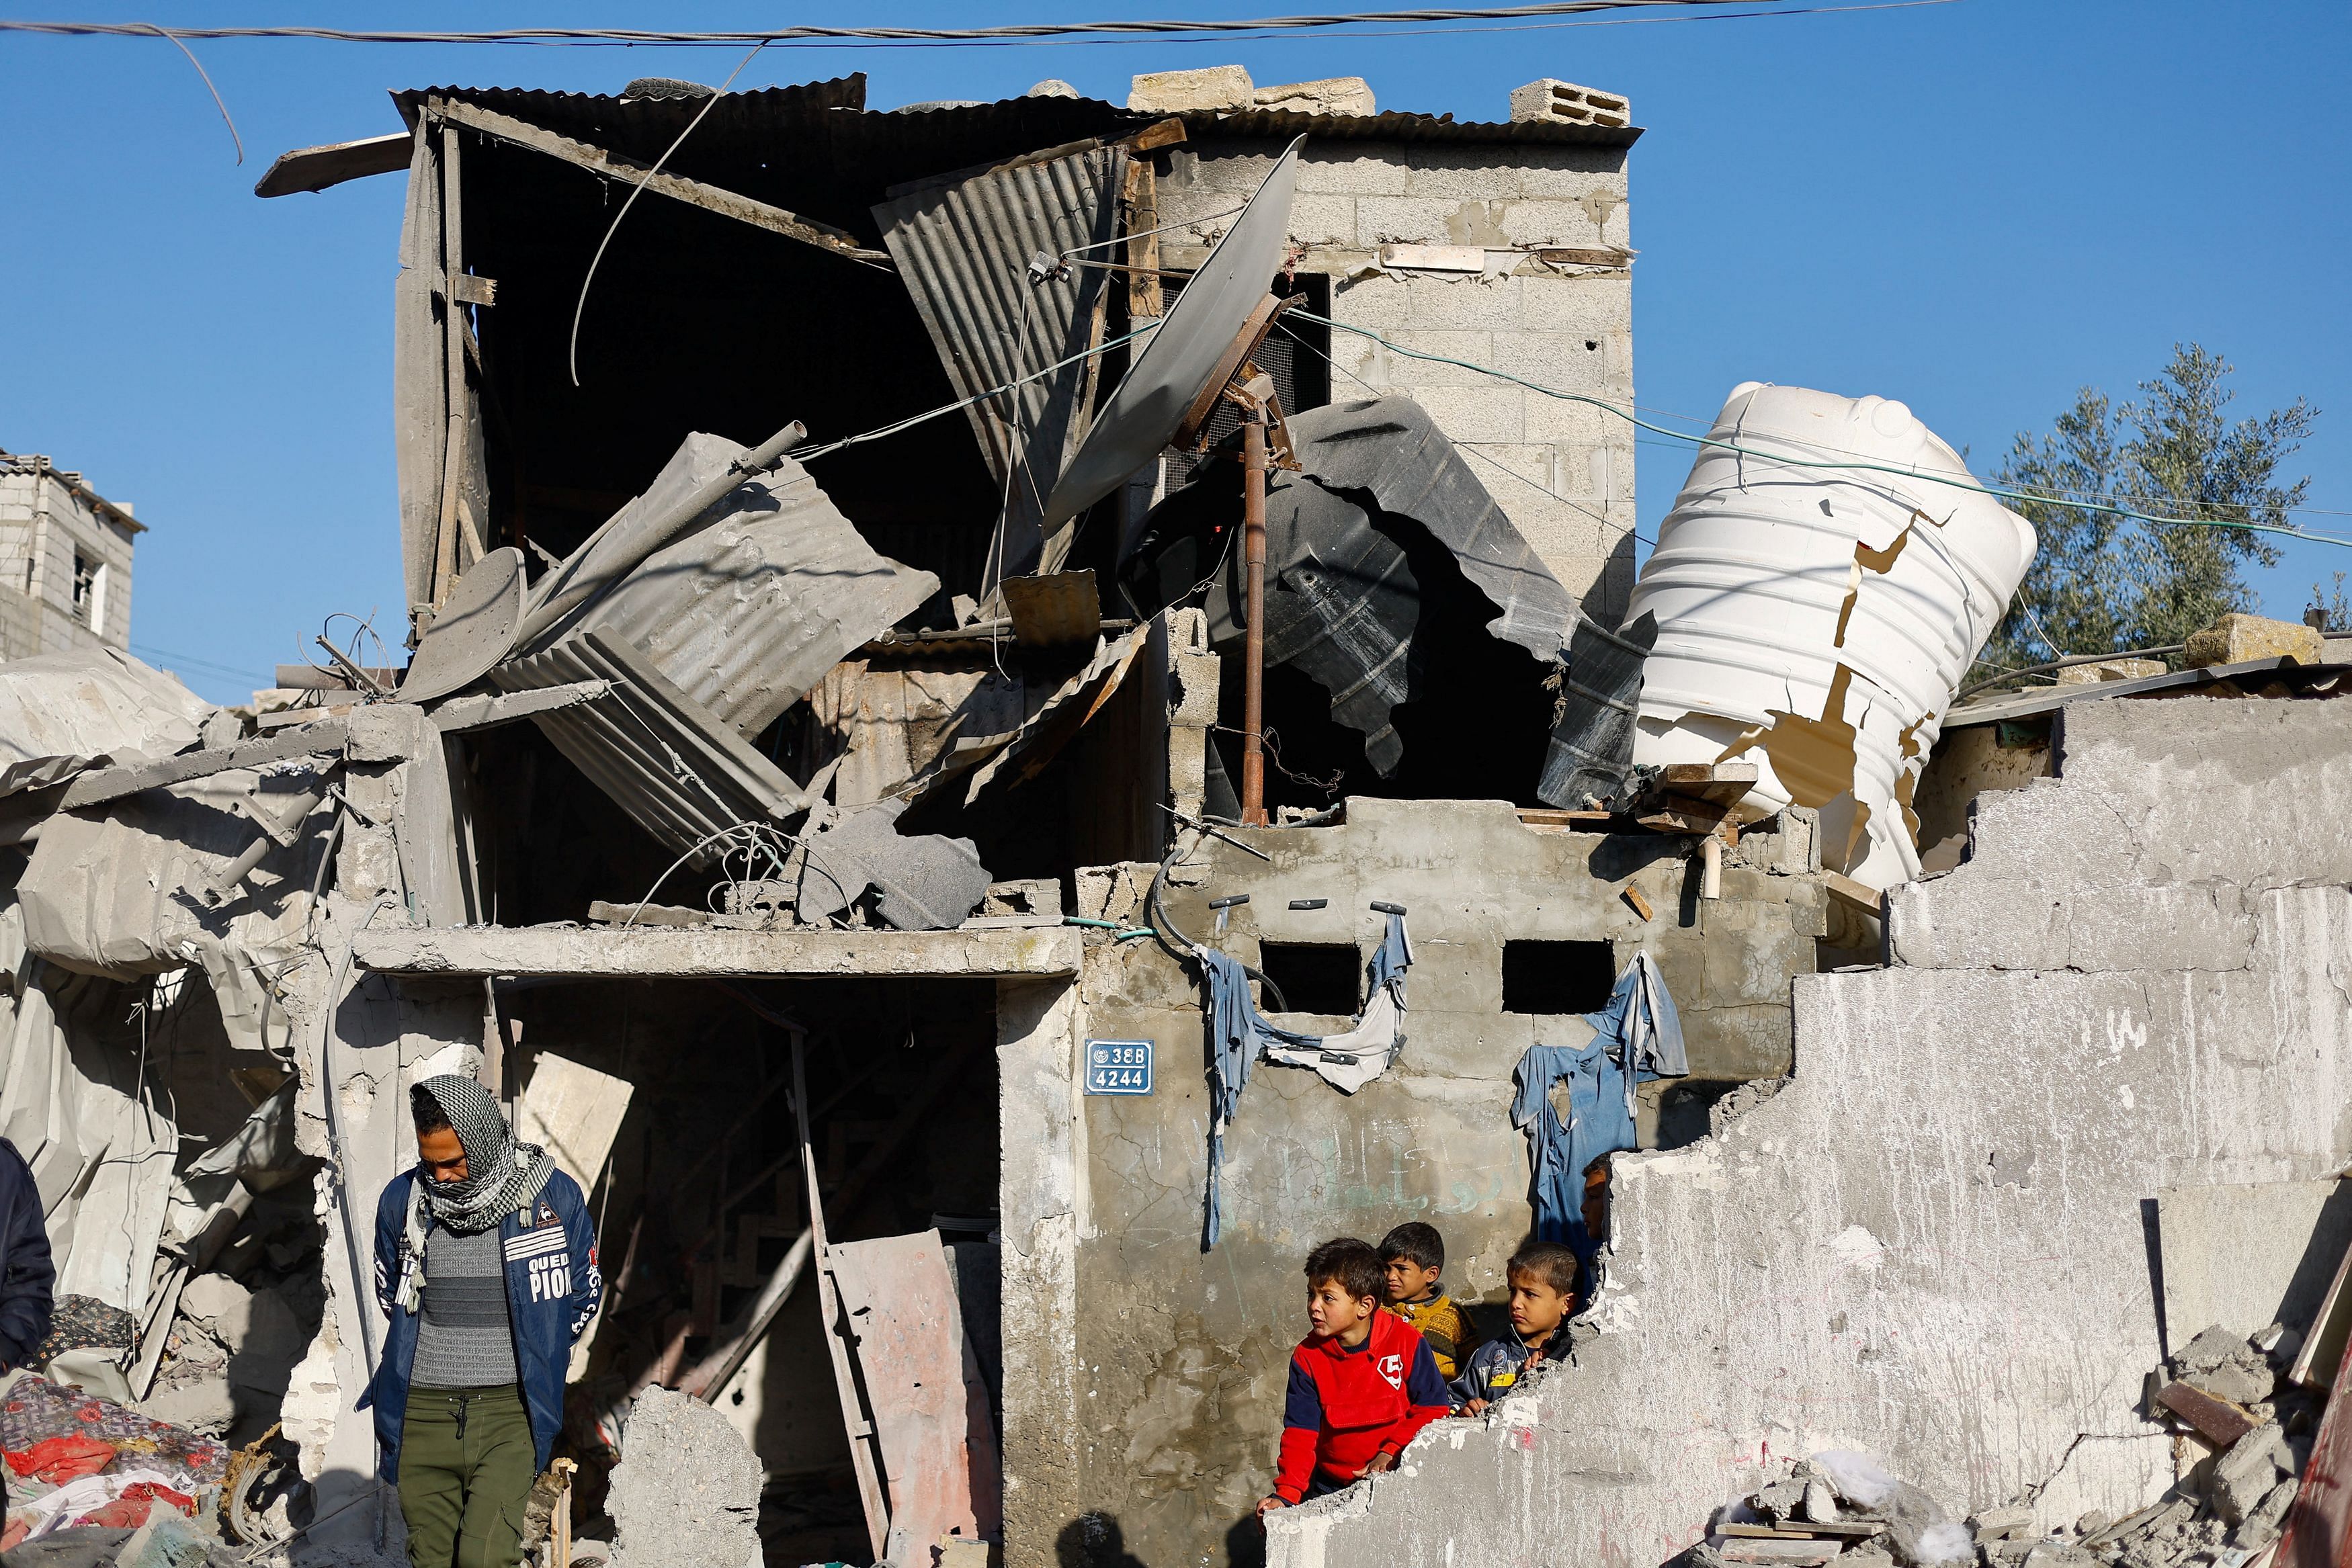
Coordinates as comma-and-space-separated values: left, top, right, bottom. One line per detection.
1241, 412, 1269, 825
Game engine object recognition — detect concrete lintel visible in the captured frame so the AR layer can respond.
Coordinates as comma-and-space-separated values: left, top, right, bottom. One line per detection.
353, 922, 1083, 979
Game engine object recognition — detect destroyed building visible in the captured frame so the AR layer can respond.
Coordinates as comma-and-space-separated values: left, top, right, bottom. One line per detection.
3, 53, 2351, 1568
0, 449, 141, 659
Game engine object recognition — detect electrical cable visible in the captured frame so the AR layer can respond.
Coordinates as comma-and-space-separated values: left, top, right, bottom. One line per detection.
570, 39, 769, 388
0, 4, 1894, 49
1288, 310, 2352, 552
1954, 644, 2187, 703
784, 320, 1159, 466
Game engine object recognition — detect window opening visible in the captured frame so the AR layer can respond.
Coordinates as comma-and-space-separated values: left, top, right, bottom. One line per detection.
1257, 941, 1362, 1016
1501, 940, 1617, 1014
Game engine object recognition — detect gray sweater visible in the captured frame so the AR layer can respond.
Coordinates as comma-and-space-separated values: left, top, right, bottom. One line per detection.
410, 1223, 518, 1389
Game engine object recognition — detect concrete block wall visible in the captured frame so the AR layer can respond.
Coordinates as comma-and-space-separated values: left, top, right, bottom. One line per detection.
1265, 697, 2352, 1568
1014, 800, 1826, 1568
1154, 139, 1637, 621
0, 469, 137, 658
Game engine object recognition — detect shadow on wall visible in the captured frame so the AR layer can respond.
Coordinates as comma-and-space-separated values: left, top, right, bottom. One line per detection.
1060, 1512, 1152, 1568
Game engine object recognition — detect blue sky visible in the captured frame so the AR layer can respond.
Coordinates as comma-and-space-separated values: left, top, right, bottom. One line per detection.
1, 0, 2346, 703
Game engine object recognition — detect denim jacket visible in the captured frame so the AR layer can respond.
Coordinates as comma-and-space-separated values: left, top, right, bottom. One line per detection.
358, 1166, 600, 1481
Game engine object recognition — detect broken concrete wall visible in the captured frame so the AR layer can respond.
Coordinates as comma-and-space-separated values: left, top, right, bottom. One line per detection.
282, 894, 486, 1553
1013, 798, 1825, 1568
1263, 696, 2352, 1568
1154, 138, 1635, 619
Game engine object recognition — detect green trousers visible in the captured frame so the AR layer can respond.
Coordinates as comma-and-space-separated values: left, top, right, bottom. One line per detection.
398, 1384, 537, 1568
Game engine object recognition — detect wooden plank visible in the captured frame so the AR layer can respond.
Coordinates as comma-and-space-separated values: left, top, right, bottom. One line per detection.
1622, 885, 1654, 922
2292, 1225, 2352, 1389
253, 131, 412, 198
1517, 808, 1613, 826
1721, 1522, 1882, 1540
2278, 1306, 2352, 1568
1126, 116, 1187, 153
795, 1037, 892, 1563
428, 96, 889, 265
1720, 1543, 1839, 1565
1824, 871, 1886, 917
62, 722, 351, 810
2154, 1379, 2259, 1448
831, 1231, 1004, 1559
1123, 157, 1163, 319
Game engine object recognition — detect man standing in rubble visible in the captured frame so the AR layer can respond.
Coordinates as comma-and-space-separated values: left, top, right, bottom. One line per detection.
363, 1075, 601, 1568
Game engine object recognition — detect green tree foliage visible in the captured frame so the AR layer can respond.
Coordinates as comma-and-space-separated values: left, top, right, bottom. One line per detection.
1988, 344, 2315, 668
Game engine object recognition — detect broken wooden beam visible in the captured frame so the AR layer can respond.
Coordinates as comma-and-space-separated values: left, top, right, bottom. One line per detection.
425, 97, 889, 265
2153, 1379, 2260, 1448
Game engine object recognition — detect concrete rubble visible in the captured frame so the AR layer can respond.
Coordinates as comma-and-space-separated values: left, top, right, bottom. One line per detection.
3, 50, 2349, 1568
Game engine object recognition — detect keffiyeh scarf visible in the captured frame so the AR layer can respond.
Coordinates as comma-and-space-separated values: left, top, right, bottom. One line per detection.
413, 1074, 555, 1235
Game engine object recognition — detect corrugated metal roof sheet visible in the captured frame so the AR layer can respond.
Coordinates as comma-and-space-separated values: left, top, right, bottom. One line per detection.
874, 144, 1126, 577
577, 454, 941, 740
489, 629, 806, 864
390, 82, 1639, 218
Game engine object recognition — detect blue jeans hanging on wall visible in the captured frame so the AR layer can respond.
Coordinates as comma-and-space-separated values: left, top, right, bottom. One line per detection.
1511, 951, 1687, 1268
1195, 913, 1413, 1248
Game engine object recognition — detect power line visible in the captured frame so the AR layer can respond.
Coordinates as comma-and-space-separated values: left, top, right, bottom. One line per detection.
1288, 310, 2352, 553
0, 3, 1921, 49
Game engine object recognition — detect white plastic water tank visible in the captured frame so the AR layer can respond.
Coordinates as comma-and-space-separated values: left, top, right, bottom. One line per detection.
1626, 383, 2037, 891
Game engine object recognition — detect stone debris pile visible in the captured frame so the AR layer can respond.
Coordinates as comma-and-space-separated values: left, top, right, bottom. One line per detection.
1676, 1319, 2322, 1568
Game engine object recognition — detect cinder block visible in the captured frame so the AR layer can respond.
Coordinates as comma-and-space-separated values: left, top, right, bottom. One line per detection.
1363, 329, 1495, 388
1389, 273, 1525, 331
1519, 161, 1629, 200
1169, 652, 1222, 726
1522, 396, 1613, 445
1129, 64, 1253, 112
1496, 198, 1609, 248
1327, 273, 1415, 330
2185, 613, 2324, 668
1297, 150, 1409, 196
1400, 155, 1523, 200
1398, 383, 1523, 444
1253, 77, 1375, 116
1489, 331, 1607, 391
1507, 77, 1632, 128
1356, 195, 1472, 247
1185, 148, 1283, 196
1285, 191, 1357, 247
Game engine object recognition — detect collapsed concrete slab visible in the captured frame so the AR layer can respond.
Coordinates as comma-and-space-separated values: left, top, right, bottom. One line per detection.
1264, 696, 2352, 1568
607, 1385, 764, 1568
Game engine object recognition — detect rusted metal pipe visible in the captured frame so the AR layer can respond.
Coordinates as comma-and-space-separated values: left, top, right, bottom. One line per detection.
1241, 412, 1269, 825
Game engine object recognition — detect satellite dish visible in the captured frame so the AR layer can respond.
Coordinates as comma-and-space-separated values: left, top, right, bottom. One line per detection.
1040, 135, 1305, 531
402, 547, 526, 703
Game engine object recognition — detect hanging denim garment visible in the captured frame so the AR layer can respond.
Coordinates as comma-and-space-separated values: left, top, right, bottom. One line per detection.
1511, 952, 1686, 1264
1195, 912, 1413, 1248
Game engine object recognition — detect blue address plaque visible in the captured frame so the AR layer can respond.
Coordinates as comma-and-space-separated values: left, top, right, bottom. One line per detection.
1085, 1039, 1154, 1096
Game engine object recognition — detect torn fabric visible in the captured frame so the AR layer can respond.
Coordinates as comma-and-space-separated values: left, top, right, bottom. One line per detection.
1511, 951, 1685, 1266
1195, 914, 1413, 1249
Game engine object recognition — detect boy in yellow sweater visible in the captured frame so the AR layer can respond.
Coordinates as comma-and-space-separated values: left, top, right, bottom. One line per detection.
1377, 1222, 1474, 1380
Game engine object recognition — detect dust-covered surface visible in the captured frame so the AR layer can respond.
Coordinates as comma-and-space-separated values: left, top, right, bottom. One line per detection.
1266, 698, 2352, 1568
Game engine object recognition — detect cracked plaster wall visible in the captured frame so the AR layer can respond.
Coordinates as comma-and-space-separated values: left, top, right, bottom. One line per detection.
1263, 697, 2352, 1568
1030, 797, 1829, 1568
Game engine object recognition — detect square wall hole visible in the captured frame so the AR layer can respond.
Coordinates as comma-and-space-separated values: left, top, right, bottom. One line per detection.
1259, 943, 1363, 1016
1502, 941, 1618, 1014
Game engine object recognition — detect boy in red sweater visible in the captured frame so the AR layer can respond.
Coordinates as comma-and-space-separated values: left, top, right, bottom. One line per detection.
1257, 1237, 1451, 1519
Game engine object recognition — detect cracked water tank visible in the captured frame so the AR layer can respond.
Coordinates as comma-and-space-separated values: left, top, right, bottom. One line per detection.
1626, 382, 2036, 891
